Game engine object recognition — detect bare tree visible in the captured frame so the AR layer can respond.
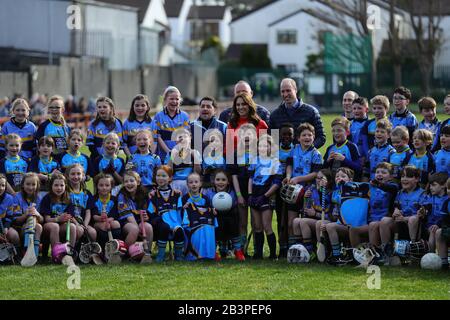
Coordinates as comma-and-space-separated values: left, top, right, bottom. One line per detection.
400, 0, 444, 94
387, 0, 403, 87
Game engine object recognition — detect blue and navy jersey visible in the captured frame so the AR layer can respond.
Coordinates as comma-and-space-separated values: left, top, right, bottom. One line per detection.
0, 193, 18, 229
91, 195, 118, 220
128, 153, 161, 187
122, 119, 153, 154
92, 155, 125, 178
440, 198, 450, 228
87, 118, 124, 157
28, 156, 59, 175
388, 109, 418, 143
406, 152, 435, 185
203, 187, 238, 211
350, 117, 370, 157
55, 151, 93, 177
304, 185, 332, 219
287, 145, 322, 180
368, 182, 399, 222
35, 119, 70, 153
190, 117, 227, 151
11, 192, 43, 225
331, 186, 342, 216
117, 193, 146, 221
419, 118, 440, 143
201, 153, 226, 177
181, 193, 217, 231
424, 194, 448, 227
394, 187, 426, 217
431, 118, 449, 152
147, 187, 183, 229
388, 146, 413, 181
40, 194, 74, 218
151, 108, 190, 161
367, 143, 395, 179
361, 117, 390, 150
0, 156, 28, 191
0, 119, 37, 160
433, 148, 450, 176
323, 140, 361, 176
249, 157, 283, 189
166, 149, 201, 181
69, 189, 94, 219
279, 143, 294, 176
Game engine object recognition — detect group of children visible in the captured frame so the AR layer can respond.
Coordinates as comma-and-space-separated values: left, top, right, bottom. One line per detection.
0, 85, 448, 270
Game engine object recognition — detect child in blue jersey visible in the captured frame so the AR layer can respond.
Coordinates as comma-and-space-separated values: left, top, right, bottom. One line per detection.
91, 173, 121, 249
349, 97, 370, 159
182, 172, 218, 261
55, 129, 93, 179
147, 165, 184, 262
64, 164, 96, 246
123, 94, 154, 158
87, 96, 123, 160
389, 86, 418, 145
360, 95, 390, 151
0, 175, 20, 254
93, 132, 125, 185
388, 126, 412, 182
117, 171, 153, 248
284, 123, 323, 249
275, 123, 295, 258
41, 173, 80, 256
406, 129, 435, 187
11, 173, 44, 259
166, 129, 202, 195
0, 133, 28, 194
35, 95, 70, 155
204, 169, 245, 261
0, 98, 36, 160
432, 94, 450, 152
248, 134, 283, 259
29, 136, 61, 194
418, 97, 440, 146
436, 178, 450, 270
292, 169, 333, 257
349, 163, 399, 252
323, 117, 362, 179
433, 125, 450, 176
127, 130, 161, 189
365, 119, 394, 181
379, 166, 426, 250
422, 173, 448, 252
152, 86, 190, 162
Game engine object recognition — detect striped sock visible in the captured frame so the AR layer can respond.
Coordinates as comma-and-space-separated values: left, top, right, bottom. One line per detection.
232, 236, 241, 250
34, 239, 40, 257
332, 243, 341, 257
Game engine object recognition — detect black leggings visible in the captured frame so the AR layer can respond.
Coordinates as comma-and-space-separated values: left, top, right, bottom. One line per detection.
215, 207, 240, 241
151, 217, 184, 242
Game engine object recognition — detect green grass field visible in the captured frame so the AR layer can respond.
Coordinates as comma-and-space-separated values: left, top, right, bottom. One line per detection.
2, 113, 448, 301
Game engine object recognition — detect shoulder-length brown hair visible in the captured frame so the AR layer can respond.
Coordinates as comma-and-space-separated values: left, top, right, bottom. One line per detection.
229, 93, 261, 128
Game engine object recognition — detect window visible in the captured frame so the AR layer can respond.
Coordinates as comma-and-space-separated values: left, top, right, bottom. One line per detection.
191, 21, 219, 41
277, 30, 297, 44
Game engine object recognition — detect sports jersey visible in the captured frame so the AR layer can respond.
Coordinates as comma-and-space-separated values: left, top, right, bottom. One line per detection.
190, 117, 227, 153
147, 187, 183, 230
39, 194, 75, 218
323, 140, 361, 176
350, 117, 369, 157
388, 146, 413, 181
337, 182, 370, 227
203, 187, 238, 211
368, 182, 399, 222
55, 151, 93, 177
394, 187, 426, 217
35, 119, 70, 153
406, 151, 435, 185
0, 192, 18, 228
181, 193, 217, 260
166, 149, 202, 181
433, 148, 450, 176
128, 153, 161, 187
0, 119, 37, 160
0, 156, 28, 191
431, 118, 449, 152
279, 143, 294, 176
151, 107, 190, 161
366, 143, 395, 179
12, 192, 43, 218
122, 119, 153, 155
287, 145, 322, 181
92, 155, 125, 178
87, 118, 124, 157
424, 194, 448, 227
249, 156, 283, 192
69, 189, 94, 219
303, 185, 332, 220
360, 117, 389, 150
91, 194, 118, 220
419, 118, 440, 142
28, 156, 59, 175
117, 193, 146, 221
388, 109, 418, 143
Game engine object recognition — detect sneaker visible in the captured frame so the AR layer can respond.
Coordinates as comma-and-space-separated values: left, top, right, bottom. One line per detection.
214, 252, 221, 262
234, 249, 245, 261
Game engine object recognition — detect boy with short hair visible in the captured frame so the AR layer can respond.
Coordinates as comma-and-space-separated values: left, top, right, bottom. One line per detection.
418, 96, 440, 140
388, 126, 412, 182
349, 97, 370, 159
388, 86, 418, 145
362, 95, 390, 150
323, 117, 361, 179
432, 94, 450, 152
433, 125, 450, 176
406, 129, 436, 187
365, 119, 395, 181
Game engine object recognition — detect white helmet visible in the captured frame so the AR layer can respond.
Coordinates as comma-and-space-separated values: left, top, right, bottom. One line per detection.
280, 184, 305, 205
287, 244, 310, 263
353, 244, 378, 267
